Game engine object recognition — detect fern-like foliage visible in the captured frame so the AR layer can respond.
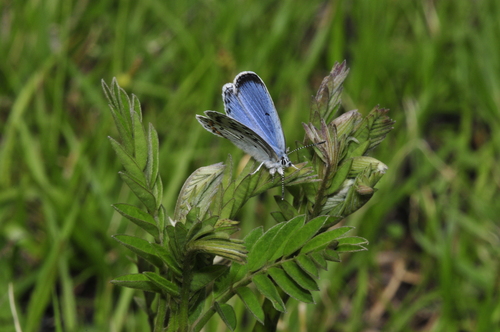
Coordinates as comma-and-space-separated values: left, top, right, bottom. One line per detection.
102, 61, 394, 332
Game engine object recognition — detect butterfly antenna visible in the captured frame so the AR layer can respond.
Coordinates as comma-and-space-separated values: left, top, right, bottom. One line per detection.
289, 141, 326, 154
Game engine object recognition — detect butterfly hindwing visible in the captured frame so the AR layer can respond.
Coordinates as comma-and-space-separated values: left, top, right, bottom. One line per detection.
196, 111, 279, 164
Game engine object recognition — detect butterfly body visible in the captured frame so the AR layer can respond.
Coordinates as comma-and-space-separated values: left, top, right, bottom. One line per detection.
197, 72, 294, 177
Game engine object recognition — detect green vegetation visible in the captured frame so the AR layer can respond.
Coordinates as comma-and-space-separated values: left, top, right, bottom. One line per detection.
1, 0, 499, 331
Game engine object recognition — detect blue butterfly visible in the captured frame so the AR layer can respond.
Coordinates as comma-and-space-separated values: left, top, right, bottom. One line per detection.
196, 71, 297, 181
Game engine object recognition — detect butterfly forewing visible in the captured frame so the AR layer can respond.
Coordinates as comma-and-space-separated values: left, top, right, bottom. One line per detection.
222, 72, 286, 156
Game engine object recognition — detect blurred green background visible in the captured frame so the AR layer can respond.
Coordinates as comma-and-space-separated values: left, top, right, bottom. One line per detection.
1, 0, 499, 331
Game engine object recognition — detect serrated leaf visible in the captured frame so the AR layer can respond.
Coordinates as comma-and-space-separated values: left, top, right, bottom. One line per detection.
132, 111, 148, 170
113, 203, 159, 241
236, 287, 265, 324
143, 272, 180, 297
300, 226, 354, 254
215, 302, 236, 331
282, 216, 328, 257
247, 222, 286, 271
191, 265, 229, 292
296, 255, 319, 279
109, 138, 147, 186
268, 267, 314, 303
111, 273, 162, 293
253, 274, 286, 312
282, 261, 319, 291
268, 215, 305, 262
112, 234, 163, 268
119, 172, 157, 212
150, 243, 182, 276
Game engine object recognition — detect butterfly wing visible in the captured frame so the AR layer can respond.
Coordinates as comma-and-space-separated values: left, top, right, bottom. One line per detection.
222, 72, 286, 157
196, 110, 279, 164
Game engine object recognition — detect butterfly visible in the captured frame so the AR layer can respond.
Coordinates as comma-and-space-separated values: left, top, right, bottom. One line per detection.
196, 72, 298, 196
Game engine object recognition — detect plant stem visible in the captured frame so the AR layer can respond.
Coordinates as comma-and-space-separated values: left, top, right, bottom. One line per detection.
178, 253, 194, 332
154, 296, 167, 332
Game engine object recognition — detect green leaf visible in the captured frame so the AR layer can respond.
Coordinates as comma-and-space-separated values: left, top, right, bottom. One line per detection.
268, 215, 305, 262
189, 224, 215, 242
191, 265, 229, 292
119, 172, 157, 212
335, 244, 368, 253
132, 111, 148, 170
174, 163, 225, 222
143, 272, 180, 297
112, 203, 159, 241
282, 216, 328, 257
111, 273, 162, 293
236, 287, 265, 324
215, 302, 236, 331
145, 123, 160, 187
189, 240, 247, 263
247, 222, 286, 271
349, 139, 370, 157
336, 236, 369, 246
326, 159, 352, 196
112, 234, 163, 268
244, 226, 264, 252
253, 274, 286, 312
268, 267, 314, 303
117, 82, 133, 130
296, 255, 319, 279
231, 172, 257, 214
324, 248, 341, 262
309, 252, 327, 270
109, 137, 147, 186
219, 198, 235, 219
104, 79, 134, 154
189, 291, 206, 324
150, 243, 182, 276
273, 197, 298, 221
281, 261, 319, 291
300, 226, 354, 254
270, 211, 287, 223
186, 221, 203, 243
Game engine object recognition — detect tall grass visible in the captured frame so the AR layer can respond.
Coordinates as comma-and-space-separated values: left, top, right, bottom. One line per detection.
0, 0, 499, 331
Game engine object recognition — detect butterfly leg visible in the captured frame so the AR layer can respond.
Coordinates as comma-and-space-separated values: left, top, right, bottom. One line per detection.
250, 161, 266, 175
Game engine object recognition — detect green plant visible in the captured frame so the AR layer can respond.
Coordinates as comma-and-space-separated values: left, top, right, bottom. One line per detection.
102, 61, 394, 332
